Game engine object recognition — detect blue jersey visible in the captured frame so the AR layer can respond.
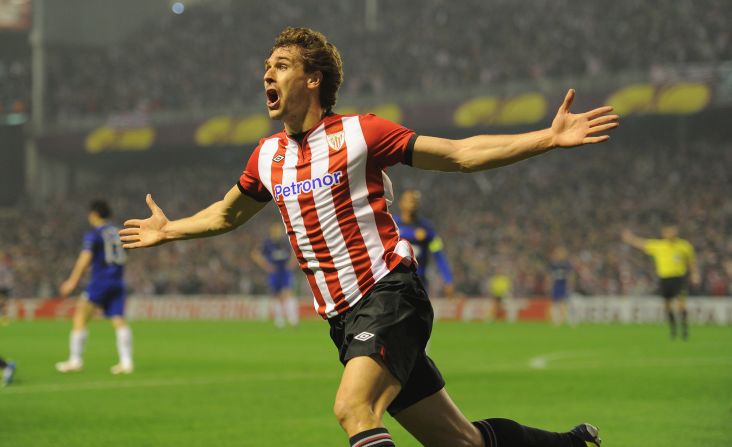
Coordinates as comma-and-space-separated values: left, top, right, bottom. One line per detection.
262, 238, 291, 273
549, 260, 572, 300
393, 215, 453, 285
82, 224, 126, 286
261, 238, 293, 293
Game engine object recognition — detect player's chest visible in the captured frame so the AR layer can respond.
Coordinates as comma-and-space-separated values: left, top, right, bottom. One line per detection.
266, 139, 366, 204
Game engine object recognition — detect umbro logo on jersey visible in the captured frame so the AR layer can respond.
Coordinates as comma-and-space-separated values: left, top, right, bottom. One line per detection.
273, 154, 285, 163
327, 131, 345, 151
354, 331, 375, 341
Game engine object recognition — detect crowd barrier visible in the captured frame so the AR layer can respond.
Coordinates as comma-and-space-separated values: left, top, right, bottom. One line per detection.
6, 295, 732, 325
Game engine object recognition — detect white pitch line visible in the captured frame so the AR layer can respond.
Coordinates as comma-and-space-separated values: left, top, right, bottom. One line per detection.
0, 371, 338, 396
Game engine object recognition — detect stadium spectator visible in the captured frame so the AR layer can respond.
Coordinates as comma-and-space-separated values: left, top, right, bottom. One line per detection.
44, 0, 732, 122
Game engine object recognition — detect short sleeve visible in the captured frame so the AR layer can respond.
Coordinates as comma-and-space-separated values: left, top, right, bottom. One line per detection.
81, 231, 96, 252
237, 141, 273, 203
360, 114, 417, 167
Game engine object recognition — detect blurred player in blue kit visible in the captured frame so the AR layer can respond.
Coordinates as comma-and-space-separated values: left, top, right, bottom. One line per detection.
394, 190, 454, 297
1, 356, 16, 387
548, 246, 573, 325
55, 200, 134, 374
251, 222, 299, 328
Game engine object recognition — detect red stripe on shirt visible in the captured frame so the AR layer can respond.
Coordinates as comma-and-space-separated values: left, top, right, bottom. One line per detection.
295, 136, 346, 310
325, 119, 375, 299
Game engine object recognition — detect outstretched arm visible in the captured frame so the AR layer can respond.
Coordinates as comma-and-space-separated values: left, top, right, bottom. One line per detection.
120, 186, 267, 249
251, 247, 274, 273
412, 89, 619, 172
59, 250, 93, 297
621, 229, 649, 251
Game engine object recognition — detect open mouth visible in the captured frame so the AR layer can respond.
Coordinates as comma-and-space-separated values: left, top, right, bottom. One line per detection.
266, 88, 280, 109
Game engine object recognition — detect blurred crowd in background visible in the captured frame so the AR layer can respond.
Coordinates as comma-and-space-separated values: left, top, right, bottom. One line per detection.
1, 0, 731, 301
2, 132, 730, 299
0, 56, 30, 115
43, 0, 732, 122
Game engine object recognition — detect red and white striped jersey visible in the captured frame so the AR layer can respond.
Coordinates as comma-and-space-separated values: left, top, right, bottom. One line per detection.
238, 113, 416, 318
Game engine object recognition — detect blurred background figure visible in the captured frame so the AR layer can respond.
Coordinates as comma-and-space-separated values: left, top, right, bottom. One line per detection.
547, 246, 574, 326
0, 252, 13, 326
622, 224, 700, 339
251, 222, 299, 328
55, 200, 134, 374
394, 189, 454, 298
0, 356, 16, 387
487, 266, 512, 322
0, 0, 730, 304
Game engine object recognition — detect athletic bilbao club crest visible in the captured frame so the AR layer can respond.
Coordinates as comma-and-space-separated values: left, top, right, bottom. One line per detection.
327, 131, 345, 151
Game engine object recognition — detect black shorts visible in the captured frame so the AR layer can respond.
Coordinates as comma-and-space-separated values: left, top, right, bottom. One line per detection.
328, 264, 445, 416
659, 276, 686, 300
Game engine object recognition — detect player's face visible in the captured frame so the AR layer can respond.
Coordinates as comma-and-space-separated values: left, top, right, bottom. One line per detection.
263, 46, 316, 122
269, 223, 283, 239
661, 225, 678, 239
399, 191, 421, 214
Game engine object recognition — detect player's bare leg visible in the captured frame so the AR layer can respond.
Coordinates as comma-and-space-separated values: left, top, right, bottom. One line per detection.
282, 288, 299, 327
56, 297, 95, 372
334, 355, 401, 445
664, 298, 677, 338
676, 295, 689, 340
273, 290, 287, 328
394, 388, 482, 447
552, 301, 568, 326
110, 316, 134, 374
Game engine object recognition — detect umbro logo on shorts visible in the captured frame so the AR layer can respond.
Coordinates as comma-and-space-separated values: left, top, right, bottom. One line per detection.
354, 331, 374, 341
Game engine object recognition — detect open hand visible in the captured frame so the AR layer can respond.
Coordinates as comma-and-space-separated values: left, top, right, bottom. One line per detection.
551, 89, 619, 148
119, 194, 170, 249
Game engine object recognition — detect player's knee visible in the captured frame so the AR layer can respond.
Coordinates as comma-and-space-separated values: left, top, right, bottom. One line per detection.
333, 396, 378, 432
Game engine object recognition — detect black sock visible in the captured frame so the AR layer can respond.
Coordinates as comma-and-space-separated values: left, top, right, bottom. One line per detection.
349, 428, 395, 447
473, 418, 585, 447
680, 309, 688, 338
667, 309, 677, 337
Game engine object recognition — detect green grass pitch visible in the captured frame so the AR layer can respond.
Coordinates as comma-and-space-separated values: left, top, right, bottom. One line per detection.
1, 320, 731, 446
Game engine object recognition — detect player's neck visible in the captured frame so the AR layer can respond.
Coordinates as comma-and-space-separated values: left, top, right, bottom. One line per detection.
284, 103, 327, 136
401, 212, 416, 224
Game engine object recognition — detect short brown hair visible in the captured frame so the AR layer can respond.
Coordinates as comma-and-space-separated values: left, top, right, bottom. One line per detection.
272, 27, 344, 111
